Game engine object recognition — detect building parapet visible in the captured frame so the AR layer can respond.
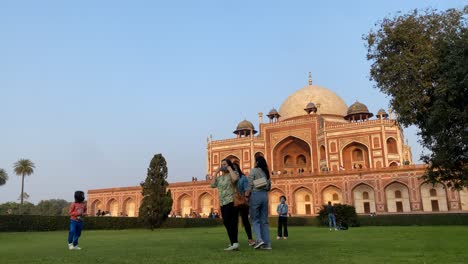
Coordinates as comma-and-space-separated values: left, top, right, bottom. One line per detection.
326, 119, 396, 130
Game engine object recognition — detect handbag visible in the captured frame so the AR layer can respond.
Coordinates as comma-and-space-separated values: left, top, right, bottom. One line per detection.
253, 177, 267, 189
233, 191, 247, 208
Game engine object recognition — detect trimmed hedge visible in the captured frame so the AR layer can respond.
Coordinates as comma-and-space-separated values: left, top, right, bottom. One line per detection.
2, 213, 468, 232
0, 215, 223, 232
268, 217, 318, 227
358, 213, 468, 226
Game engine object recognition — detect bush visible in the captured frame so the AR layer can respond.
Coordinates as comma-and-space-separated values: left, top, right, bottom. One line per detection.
317, 204, 359, 227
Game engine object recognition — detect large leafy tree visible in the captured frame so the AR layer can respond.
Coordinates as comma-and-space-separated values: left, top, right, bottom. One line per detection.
0, 168, 8, 186
13, 159, 35, 205
139, 154, 173, 229
365, 7, 468, 189
34, 199, 70, 216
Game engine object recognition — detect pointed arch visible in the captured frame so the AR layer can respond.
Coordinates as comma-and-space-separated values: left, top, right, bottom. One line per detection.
123, 197, 136, 217
106, 198, 119, 216
293, 187, 314, 215
269, 188, 286, 216
272, 136, 312, 175
341, 141, 370, 170
90, 199, 104, 216
384, 181, 410, 212
198, 192, 214, 217
320, 145, 326, 161
352, 183, 376, 214
321, 185, 343, 205
386, 137, 398, 154
178, 194, 192, 217
420, 183, 448, 212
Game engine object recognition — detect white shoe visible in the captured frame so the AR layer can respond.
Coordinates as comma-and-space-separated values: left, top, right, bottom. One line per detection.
71, 246, 81, 250
68, 243, 73, 250
224, 243, 239, 251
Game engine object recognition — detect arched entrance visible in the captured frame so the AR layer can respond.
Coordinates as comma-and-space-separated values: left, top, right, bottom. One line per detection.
107, 199, 119, 216
385, 182, 410, 212
123, 198, 136, 217
199, 193, 214, 217
179, 194, 192, 217
342, 142, 370, 170
293, 188, 313, 215
322, 185, 343, 205
420, 183, 448, 212
269, 189, 286, 216
273, 136, 311, 176
352, 184, 376, 214
90, 200, 103, 216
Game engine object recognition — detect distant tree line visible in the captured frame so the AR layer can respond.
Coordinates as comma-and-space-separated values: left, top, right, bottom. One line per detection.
0, 199, 71, 216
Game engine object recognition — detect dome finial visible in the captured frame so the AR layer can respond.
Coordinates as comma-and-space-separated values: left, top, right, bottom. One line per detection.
308, 72, 312, 85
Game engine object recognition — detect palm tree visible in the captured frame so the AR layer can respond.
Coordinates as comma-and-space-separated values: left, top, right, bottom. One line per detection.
0, 168, 8, 186
13, 159, 35, 205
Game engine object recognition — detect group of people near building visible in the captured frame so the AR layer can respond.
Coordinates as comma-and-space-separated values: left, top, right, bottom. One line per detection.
210, 155, 285, 251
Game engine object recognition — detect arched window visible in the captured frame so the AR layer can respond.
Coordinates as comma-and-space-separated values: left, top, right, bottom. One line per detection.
352, 149, 364, 161
395, 190, 402, 199
320, 146, 326, 161
297, 155, 306, 165
430, 188, 437, 197
387, 138, 398, 153
284, 155, 293, 167
363, 191, 369, 200
332, 193, 339, 201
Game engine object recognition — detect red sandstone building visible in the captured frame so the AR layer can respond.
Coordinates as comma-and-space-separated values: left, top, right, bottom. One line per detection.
88, 76, 468, 217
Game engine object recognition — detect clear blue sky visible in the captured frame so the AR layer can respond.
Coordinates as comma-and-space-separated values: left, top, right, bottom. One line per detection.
1, 0, 465, 203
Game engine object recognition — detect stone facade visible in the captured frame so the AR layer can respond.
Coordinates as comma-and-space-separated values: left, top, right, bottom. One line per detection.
87, 80, 468, 217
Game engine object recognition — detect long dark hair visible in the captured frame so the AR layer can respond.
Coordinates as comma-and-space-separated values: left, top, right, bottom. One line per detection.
74, 191, 85, 203
232, 162, 244, 177
255, 156, 270, 180
221, 158, 234, 172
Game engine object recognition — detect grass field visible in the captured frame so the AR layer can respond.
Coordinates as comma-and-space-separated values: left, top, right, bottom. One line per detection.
1, 226, 467, 264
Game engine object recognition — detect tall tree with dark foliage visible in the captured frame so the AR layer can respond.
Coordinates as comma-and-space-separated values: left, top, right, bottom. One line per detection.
139, 154, 173, 229
365, 6, 468, 189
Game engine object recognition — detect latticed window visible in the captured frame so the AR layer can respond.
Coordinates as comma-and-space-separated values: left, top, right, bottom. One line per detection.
332, 193, 339, 201
395, 190, 402, 199
363, 191, 369, 200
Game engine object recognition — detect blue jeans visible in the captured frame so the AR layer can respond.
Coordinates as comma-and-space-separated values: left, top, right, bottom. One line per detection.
68, 220, 83, 246
250, 191, 270, 246
328, 213, 336, 228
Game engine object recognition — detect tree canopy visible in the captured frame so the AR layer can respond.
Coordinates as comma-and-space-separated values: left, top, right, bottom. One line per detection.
13, 159, 35, 205
365, 6, 468, 189
0, 168, 8, 186
139, 154, 173, 229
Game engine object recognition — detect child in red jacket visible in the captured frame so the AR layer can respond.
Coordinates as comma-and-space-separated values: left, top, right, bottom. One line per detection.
68, 191, 87, 250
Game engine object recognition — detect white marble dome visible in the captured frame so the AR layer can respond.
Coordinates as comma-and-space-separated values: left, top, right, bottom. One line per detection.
279, 84, 348, 120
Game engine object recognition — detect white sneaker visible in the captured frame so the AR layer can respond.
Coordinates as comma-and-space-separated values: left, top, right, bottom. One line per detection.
224, 243, 239, 251
71, 246, 81, 250
68, 243, 73, 250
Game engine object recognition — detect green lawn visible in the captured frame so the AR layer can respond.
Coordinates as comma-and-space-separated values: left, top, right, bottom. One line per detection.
1, 226, 467, 264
